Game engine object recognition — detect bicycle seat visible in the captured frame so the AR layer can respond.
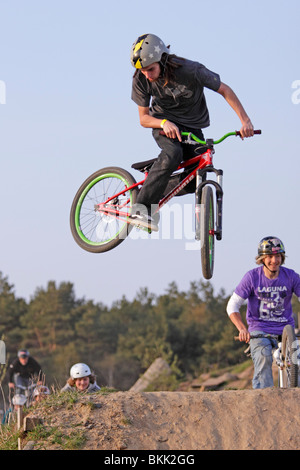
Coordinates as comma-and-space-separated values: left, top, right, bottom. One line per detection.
131, 158, 157, 173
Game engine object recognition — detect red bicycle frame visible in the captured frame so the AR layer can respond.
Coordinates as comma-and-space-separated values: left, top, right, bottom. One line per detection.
96, 147, 215, 224
158, 148, 214, 210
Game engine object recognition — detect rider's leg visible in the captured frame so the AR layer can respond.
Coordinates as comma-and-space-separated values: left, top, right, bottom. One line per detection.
158, 127, 206, 198
130, 132, 183, 230
250, 332, 274, 389
136, 129, 183, 212
131, 127, 205, 229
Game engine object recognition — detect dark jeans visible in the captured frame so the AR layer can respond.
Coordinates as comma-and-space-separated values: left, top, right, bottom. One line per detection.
136, 127, 205, 212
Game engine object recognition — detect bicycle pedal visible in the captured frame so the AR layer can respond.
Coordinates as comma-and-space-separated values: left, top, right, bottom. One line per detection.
136, 224, 152, 234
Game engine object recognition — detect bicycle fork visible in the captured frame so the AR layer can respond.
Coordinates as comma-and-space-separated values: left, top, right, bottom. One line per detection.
273, 344, 284, 387
195, 167, 223, 241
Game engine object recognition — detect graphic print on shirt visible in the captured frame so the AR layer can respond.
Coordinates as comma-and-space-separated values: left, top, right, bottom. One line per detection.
257, 286, 287, 322
164, 84, 193, 100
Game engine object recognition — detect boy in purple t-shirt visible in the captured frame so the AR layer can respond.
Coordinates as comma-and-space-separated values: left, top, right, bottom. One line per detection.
227, 236, 300, 388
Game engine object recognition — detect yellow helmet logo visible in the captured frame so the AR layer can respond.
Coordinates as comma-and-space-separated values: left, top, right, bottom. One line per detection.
135, 58, 142, 69
133, 38, 145, 55
132, 34, 148, 69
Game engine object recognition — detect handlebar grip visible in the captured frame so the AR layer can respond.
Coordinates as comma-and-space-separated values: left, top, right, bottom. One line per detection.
236, 129, 262, 136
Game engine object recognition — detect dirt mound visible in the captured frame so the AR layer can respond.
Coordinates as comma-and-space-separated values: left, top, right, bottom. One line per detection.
25, 387, 300, 450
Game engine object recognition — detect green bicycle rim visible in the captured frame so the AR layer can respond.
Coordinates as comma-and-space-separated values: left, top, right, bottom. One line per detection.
74, 172, 132, 246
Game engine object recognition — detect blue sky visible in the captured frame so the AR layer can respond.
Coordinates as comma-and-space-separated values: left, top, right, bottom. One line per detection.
0, 0, 299, 306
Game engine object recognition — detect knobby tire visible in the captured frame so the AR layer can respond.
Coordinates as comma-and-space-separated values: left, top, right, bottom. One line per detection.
281, 324, 298, 388
70, 167, 138, 253
200, 185, 215, 280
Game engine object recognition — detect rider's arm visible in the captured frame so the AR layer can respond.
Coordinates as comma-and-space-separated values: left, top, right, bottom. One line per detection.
227, 292, 250, 343
217, 82, 254, 139
137, 106, 182, 141
8, 360, 17, 383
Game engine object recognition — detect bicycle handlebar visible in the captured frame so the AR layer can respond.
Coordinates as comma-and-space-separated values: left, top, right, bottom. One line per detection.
181, 129, 262, 145
234, 332, 277, 341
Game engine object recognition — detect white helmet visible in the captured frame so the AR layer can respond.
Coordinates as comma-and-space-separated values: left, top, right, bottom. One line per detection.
70, 363, 91, 379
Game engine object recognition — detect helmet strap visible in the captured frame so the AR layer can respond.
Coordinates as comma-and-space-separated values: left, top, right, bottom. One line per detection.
262, 260, 281, 277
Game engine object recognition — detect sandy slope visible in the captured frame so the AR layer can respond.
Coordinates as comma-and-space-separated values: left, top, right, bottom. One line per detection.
25, 388, 300, 450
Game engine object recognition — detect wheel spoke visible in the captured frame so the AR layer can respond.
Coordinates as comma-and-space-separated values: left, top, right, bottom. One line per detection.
70, 168, 137, 253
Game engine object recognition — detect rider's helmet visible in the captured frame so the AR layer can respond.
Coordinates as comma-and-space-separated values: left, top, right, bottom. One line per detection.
18, 349, 29, 358
130, 33, 169, 69
70, 363, 91, 379
257, 236, 285, 256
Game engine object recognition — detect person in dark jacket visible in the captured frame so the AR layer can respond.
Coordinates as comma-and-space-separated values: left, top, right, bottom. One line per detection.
8, 349, 43, 389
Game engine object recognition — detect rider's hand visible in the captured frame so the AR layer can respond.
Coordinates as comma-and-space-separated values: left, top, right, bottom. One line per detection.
238, 328, 251, 343
8, 382, 15, 389
239, 119, 254, 139
162, 120, 182, 142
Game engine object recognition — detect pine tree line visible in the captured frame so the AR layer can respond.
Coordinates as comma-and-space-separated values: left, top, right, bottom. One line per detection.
0, 271, 267, 391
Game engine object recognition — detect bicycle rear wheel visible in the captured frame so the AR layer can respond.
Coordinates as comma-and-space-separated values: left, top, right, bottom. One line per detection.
200, 185, 215, 279
281, 324, 298, 388
70, 167, 138, 253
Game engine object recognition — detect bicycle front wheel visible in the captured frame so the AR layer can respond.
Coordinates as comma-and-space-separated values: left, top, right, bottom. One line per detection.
200, 185, 215, 280
281, 324, 298, 388
70, 167, 138, 253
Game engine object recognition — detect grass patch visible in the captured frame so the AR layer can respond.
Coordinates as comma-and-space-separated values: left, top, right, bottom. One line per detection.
0, 387, 118, 450
0, 425, 20, 450
24, 425, 87, 450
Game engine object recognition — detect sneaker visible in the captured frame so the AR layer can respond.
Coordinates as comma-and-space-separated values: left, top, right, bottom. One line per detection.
128, 212, 159, 232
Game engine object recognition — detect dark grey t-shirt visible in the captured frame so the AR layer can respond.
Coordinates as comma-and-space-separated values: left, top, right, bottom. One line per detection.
131, 58, 221, 129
